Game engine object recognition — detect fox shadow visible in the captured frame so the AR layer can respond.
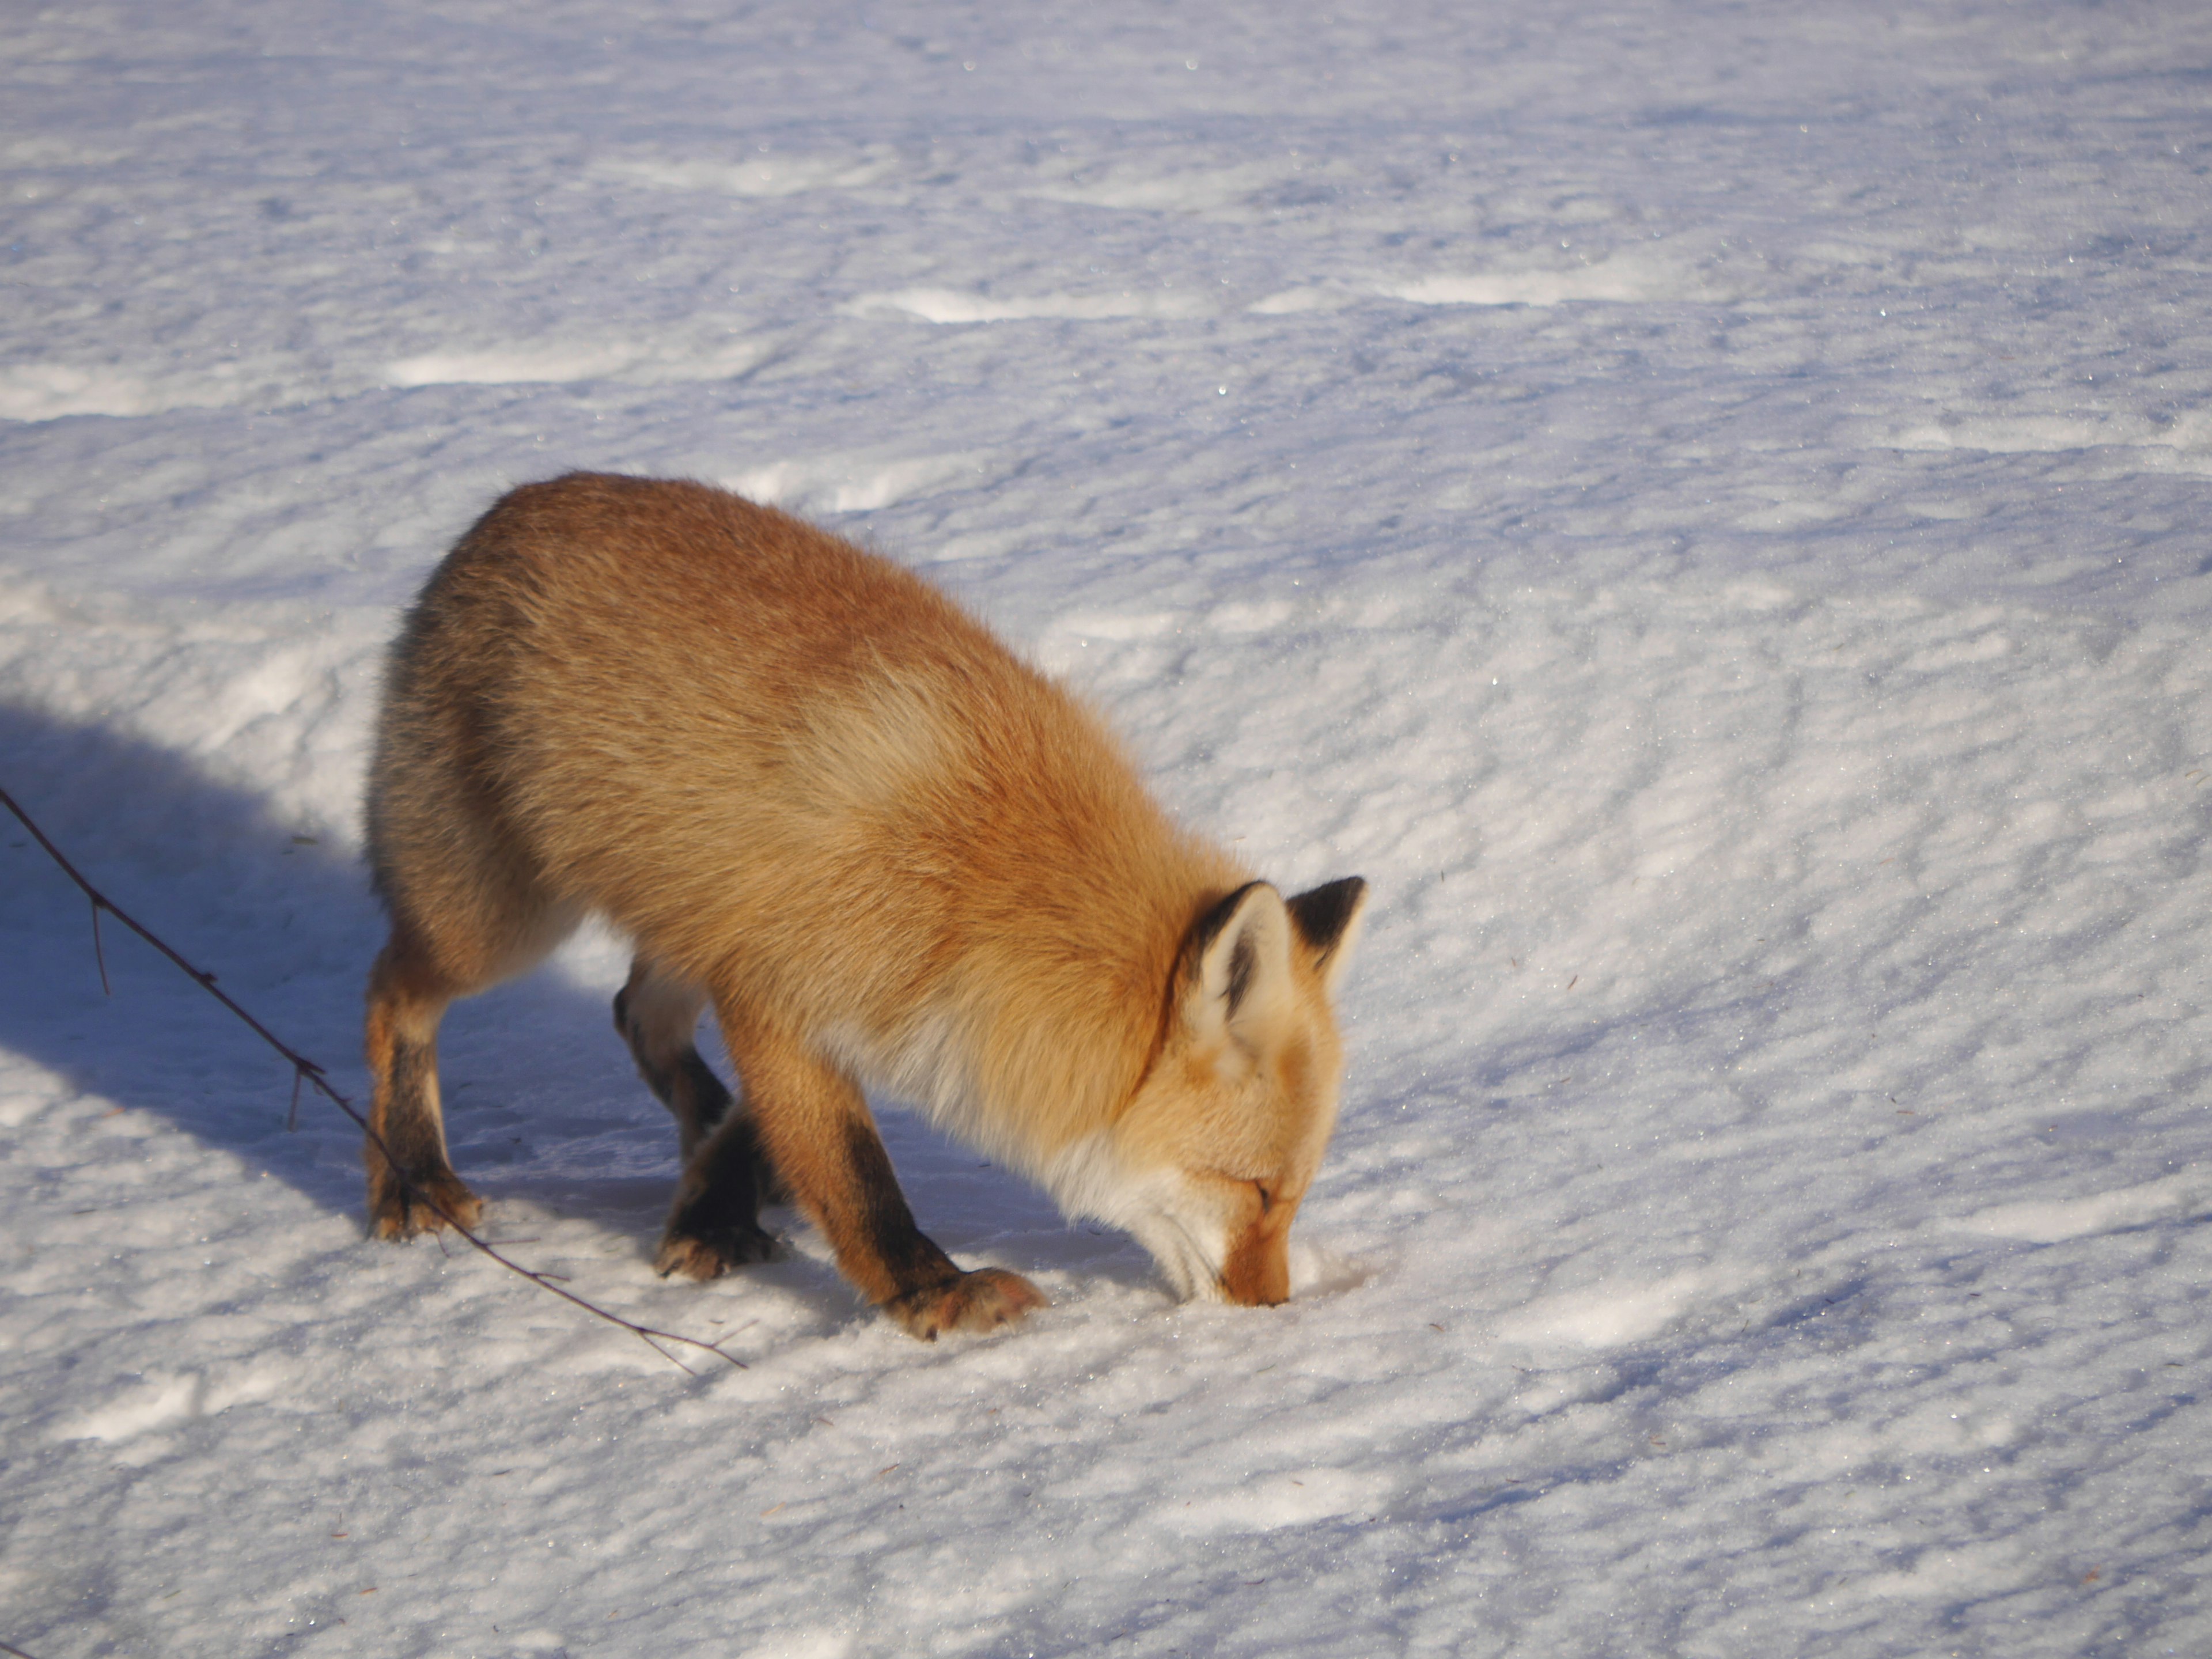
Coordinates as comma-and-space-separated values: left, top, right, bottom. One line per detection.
0, 702, 1150, 1307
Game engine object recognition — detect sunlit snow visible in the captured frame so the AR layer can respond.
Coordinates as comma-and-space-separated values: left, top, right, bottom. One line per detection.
3, 3, 2209, 1656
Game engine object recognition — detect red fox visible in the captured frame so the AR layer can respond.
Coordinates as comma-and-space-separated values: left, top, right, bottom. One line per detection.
363, 473, 1365, 1338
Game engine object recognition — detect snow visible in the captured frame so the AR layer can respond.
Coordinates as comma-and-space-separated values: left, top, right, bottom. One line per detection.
3, 1, 2210, 1654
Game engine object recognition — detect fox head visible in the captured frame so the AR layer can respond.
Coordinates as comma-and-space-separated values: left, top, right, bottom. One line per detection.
1056, 877, 1368, 1305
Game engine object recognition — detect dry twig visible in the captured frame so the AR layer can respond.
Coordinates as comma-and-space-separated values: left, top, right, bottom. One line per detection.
0, 783, 743, 1373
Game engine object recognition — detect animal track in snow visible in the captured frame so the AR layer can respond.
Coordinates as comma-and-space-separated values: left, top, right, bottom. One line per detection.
1367, 249, 1724, 309
1024, 159, 1287, 217
850, 286, 1214, 324
1864, 410, 2212, 473
0, 363, 219, 421
592, 148, 899, 198
54, 1363, 283, 1444
382, 336, 764, 389
719, 452, 994, 516
1152, 1467, 1393, 1536
1955, 1171, 2212, 1244
1495, 1271, 1710, 1351
855, 256, 1711, 330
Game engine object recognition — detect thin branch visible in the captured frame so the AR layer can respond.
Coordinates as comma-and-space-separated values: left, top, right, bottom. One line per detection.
1, 783, 742, 1373
90, 896, 111, 995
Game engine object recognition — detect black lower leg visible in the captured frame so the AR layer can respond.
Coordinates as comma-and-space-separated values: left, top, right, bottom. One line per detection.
661, 1116, 781, 1270
840, 1116, 961, 1300
615, 985, 740, 1150
380, 1035, 451, 1179
366, 1027, 480, 1237
673, 1050, 735, 1140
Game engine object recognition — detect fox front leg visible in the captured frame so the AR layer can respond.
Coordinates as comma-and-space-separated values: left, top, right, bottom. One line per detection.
670, 1006, 1046, 1338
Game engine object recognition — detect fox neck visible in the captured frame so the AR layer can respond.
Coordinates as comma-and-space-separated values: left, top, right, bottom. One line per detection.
827, 863, 1228, 1191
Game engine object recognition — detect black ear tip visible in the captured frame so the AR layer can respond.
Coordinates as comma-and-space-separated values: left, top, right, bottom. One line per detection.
1286, 876, 1367, 953
1191, 879, 1270, 955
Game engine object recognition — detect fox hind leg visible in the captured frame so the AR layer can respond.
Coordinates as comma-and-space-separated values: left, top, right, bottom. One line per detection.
653, 1108, 785, 1278
363, 847, 579, 1240
616, 953, 789, 1270
364, 931, 484, 1238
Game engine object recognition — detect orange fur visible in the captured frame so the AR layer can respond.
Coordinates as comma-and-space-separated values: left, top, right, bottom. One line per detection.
363, 472, 1365, 1337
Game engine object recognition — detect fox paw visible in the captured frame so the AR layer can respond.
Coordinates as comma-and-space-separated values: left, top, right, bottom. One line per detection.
367, 1171, 483, 1240
885, 1268, 1048, 1340
654, 1222, 782, 1281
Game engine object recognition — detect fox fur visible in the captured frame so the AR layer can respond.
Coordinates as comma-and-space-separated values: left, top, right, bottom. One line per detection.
362, 472, 1366, 1338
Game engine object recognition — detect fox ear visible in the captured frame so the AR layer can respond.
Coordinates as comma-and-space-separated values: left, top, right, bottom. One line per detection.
1287, 877, 1368, 995
1184, 881, 1295, 1053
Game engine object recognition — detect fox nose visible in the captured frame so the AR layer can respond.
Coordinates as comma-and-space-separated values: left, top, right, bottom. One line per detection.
1219, 1263, 1290, 1305
1222, 1275, 1289, 1306
1218, 1222, 1292, 1305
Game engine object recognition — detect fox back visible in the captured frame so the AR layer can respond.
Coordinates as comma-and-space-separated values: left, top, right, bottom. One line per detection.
363, 472, 1365, 1336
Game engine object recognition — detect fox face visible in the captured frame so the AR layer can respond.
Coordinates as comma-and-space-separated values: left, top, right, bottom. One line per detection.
1048, 877, 1367, 1305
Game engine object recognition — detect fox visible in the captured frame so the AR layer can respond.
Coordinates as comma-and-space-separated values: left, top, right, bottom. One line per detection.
362, 471, 1366, 1339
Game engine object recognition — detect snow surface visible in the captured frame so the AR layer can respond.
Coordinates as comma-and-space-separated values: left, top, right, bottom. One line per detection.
4, 2, 2211, 1654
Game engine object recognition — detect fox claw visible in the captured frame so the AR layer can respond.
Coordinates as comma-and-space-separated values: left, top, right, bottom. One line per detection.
366, 1171, 483, 1240
654, 1224, 782, 1280
885, 1267, 1048, 1340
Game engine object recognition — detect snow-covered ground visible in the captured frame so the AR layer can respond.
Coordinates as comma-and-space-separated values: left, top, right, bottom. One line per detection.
5, 2, 2210, 1654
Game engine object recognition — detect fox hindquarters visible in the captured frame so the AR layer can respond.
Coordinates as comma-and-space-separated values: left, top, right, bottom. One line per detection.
361, 472, 1367, 1339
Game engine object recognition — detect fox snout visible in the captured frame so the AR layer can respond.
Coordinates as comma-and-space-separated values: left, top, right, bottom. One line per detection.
1088, 876, 1367, 1310
1220, 1201, 1296, 1306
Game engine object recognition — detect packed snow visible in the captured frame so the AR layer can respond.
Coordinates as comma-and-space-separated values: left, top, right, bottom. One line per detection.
3, 2, 2210, 1655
